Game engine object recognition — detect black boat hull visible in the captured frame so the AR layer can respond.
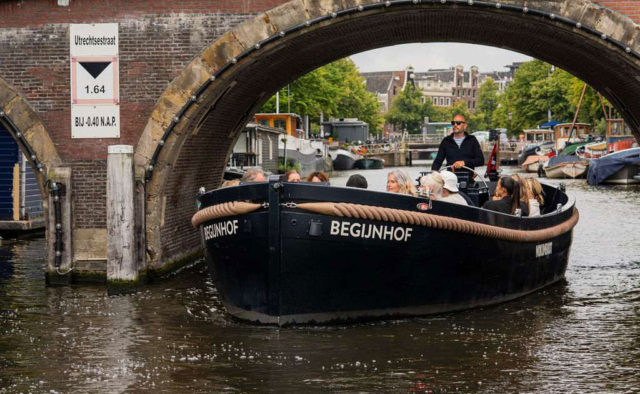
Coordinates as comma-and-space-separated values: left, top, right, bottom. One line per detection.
205, 211, 571, 324
332, 153, 356, 171
196, 181, 576, 325
353, 158, 384, 169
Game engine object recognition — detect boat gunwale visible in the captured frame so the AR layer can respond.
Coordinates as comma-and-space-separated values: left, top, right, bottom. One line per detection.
196, 181, 576, 232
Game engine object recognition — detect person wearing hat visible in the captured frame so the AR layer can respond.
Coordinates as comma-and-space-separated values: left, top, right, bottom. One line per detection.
439, 170, 469, 205
431, 113, 484, 180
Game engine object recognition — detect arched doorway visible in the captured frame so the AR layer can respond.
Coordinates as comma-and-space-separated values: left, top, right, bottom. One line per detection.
136, 0, 640, 268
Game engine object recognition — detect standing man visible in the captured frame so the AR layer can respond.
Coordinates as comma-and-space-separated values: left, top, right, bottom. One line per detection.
431, 113, 484, 180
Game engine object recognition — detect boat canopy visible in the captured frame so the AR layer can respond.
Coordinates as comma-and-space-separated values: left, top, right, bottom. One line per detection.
587, 148, 640, 185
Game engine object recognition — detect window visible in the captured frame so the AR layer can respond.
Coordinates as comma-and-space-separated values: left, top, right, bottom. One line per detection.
274, 119, 286, 130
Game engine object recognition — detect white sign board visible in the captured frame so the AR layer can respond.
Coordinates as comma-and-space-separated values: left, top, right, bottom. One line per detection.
71, 105, 120, 139
70, 23, 120, 138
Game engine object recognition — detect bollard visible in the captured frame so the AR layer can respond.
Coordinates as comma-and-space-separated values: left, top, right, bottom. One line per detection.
107, 145, 138, 294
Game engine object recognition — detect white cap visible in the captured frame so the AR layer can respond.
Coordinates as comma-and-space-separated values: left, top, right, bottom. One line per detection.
440, 170, 459, 192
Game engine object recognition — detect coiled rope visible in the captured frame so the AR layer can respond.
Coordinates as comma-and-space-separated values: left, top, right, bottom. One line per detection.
297, 202, 579, 243
191, 201, 579, 243
191, 201, 262, 228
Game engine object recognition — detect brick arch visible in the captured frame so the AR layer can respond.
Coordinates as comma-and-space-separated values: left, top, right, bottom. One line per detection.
136, 0, 640, 268
0, 76, 61, 195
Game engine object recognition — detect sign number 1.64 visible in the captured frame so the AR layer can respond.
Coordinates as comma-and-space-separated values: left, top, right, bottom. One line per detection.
84, 85, 106, 94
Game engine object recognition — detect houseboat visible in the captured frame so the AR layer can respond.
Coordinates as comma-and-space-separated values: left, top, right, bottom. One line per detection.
254, 113, 330, 174
227, 122, 284, 176
553, 122, 592, 152
193, 175, 578, 325
605, 119, 637, 153
0, 123, 44, 233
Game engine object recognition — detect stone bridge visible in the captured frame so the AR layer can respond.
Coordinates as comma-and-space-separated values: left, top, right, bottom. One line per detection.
1, 0, 639, 286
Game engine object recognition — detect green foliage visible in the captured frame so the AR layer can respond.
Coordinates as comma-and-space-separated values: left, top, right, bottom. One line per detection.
491, 60, 608, 134
385, 84, 438, 134
474, 78, 499, 130
260, 58, 384, 135
278, 157, 301, 173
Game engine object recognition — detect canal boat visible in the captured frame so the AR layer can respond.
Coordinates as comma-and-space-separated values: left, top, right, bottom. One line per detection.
192, 176, 578, 325
553, 122, 592, 152
586, 147, 640, 185
577, 140, 607, 159
543, 155, 589, 179
328, 147, 361, 171
353, 157, 384, 170
0, 123, 45, 233
521, 154, 549, 173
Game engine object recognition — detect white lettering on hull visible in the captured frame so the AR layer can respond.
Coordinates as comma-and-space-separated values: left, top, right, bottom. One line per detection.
536, 242, 552, 258
204, 220, 239, 240
330, 220, 412, 242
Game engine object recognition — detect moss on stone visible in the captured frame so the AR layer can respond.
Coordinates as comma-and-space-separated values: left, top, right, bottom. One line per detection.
143, 249, 204, 282
107, 278, 141, 295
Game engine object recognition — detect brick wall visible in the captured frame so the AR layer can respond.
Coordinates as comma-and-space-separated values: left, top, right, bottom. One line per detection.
594, 1, 640, 22
0, 0, 638, 269
70, 161, 107, 228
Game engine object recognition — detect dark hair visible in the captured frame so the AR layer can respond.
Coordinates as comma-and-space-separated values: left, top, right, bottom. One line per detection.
285, 169, 300, 181
499, 176, 521, 215
305, 171, 329, 182
346, 174, 368, 189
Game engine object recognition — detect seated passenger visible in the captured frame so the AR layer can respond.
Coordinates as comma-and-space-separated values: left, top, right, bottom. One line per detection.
285, 169, 301, 182
439, 170, 468, 205
511, 174, 529, 213
418, 172, 444, 200
306, 171, 329, 183
220, 179, 240, 188
241, 168, 266, 182
482, 176, 529, 216
386, 169, 416, 196
346, 174, 368, 189
527, 178, 544, 217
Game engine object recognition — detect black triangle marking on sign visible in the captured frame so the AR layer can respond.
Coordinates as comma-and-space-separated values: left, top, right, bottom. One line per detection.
79, 61, 111, 79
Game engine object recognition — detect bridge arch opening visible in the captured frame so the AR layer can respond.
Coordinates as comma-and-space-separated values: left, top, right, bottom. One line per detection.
136, 0, 640, 268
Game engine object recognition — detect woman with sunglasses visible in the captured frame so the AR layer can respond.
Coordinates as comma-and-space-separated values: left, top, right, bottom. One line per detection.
431, 113, 484, 181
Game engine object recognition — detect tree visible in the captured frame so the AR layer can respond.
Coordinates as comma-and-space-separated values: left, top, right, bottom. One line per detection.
385, 84, 437, 134
475, 78, 499, 129
260, 58, 383, 135
491, 59, 608, 135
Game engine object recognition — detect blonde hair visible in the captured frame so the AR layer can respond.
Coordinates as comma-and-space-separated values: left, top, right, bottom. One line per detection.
221, 179, 240, 188
388, 169, 417, 196
527, 178, 544, 205
419, 172, 444, 198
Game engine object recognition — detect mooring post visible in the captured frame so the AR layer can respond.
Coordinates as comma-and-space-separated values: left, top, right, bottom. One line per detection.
107, 145, 137, 293
45, 167, 72, 286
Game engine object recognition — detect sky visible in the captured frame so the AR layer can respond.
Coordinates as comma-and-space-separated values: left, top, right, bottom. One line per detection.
350, 43, 532, 73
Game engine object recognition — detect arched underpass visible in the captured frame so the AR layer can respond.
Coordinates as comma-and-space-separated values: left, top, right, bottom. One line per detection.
136, 0, 640, 270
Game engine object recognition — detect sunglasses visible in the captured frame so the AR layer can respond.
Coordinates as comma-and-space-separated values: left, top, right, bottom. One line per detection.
451, 121, 466, 126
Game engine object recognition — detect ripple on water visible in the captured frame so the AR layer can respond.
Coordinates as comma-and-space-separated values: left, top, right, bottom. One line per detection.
0, 168, 639, 392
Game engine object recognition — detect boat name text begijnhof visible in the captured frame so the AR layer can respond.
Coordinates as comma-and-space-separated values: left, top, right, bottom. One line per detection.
330, 220, 413, 242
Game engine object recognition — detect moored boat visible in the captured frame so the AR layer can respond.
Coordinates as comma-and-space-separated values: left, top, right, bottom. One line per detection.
192, 177, 578, 325
543, 155, 588, 179
353, 157, 384, 169
586, 147, 640, 185
328, 148, 361, 171
521, 154, 549, 173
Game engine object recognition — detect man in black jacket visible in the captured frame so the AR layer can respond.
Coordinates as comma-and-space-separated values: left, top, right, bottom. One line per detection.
431, 114, 484, 180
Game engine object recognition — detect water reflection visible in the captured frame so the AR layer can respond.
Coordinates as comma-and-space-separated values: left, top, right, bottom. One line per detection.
0, 167, 639, 392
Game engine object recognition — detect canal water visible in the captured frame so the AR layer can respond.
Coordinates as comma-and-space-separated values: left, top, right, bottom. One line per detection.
1, 166, 639, 393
